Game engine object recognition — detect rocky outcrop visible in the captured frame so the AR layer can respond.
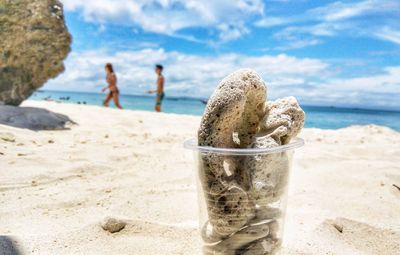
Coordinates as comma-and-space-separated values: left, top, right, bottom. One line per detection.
0, 0, 71, 105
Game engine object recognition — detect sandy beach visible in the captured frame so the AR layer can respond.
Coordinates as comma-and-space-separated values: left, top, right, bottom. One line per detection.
1, 101, 399, 255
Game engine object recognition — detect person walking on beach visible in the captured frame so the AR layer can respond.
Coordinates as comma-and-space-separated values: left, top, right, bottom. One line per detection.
147, 64, 165, 112
102, 63, 123, 109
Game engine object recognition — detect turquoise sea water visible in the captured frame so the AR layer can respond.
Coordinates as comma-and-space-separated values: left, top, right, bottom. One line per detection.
29, 90, 400, 131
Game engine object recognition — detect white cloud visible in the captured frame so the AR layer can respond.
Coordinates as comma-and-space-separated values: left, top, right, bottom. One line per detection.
256, 1, 375, 29
274, 22, 342, 39
274, 39, 321, 50
61, 0, 264, 42
45, 48, 328, 98
256, 0, 400, 49
311, 0, 400, 22
310, 0, 376, 21
375, 27, 400, 45
217, 23, 249, 42
45, 48, 400, 109
322, 66, 400, 94
272, 22, 342, 49
254, 16, 295, 28
297, 66, 400, 109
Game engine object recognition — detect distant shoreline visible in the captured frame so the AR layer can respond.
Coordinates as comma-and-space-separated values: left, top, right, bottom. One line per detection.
36, 89, 400, 113
36, 89, 209, 104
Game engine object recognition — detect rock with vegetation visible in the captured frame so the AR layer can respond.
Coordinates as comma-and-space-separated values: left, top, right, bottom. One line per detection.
0, 0, 71, 105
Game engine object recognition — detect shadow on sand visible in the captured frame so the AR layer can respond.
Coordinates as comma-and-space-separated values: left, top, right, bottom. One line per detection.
0, 105, 75, 131
0, 236, 22, 255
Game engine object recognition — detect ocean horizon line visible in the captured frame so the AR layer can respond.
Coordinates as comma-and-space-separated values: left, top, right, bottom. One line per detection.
36, 89, 400, 114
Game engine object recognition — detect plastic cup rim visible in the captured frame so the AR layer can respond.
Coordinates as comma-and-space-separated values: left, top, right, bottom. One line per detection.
183, 137, 304, 155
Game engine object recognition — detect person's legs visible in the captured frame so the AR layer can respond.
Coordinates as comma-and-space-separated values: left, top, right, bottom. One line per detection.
103, 92, 112, 107
112, 92, 123, 109
155, 93, 164, 112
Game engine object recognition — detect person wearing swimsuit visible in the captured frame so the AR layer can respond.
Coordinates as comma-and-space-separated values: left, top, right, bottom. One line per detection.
147, 64, 165, 112
102, 63, 123, 109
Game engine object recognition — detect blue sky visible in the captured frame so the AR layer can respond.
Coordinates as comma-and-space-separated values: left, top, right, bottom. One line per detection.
45, 0, 400, 110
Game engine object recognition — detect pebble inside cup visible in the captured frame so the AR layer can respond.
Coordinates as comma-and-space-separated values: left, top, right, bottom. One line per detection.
184, 138, 304, 254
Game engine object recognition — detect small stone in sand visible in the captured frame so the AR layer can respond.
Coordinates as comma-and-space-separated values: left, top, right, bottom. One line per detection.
333, 223, 343, 233
101, 217, 127, 233
0, 132, 16, 143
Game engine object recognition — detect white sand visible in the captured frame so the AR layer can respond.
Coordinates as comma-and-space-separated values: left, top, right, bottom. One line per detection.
0, 101, 399, 255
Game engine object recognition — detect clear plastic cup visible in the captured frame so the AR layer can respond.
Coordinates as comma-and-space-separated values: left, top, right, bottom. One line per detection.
184, 138, 304, 255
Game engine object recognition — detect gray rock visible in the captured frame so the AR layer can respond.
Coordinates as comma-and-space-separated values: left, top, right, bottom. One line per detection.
261, 97, 305, 145
0, 132, 15, 142
244, 97, 305, 206
208, 184, 255, 236
101, 217, 127, 233
245, 136, 291, 205
198, 69, 267, 148
0, 105, 74, 130
240, 236, 281, 255
197, 69, 267, 237
0, 0, 71, 105
0, 236, 22, 255
203, 222, 270, 255
197, 70, 305, 255
253, 206, 282, 223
